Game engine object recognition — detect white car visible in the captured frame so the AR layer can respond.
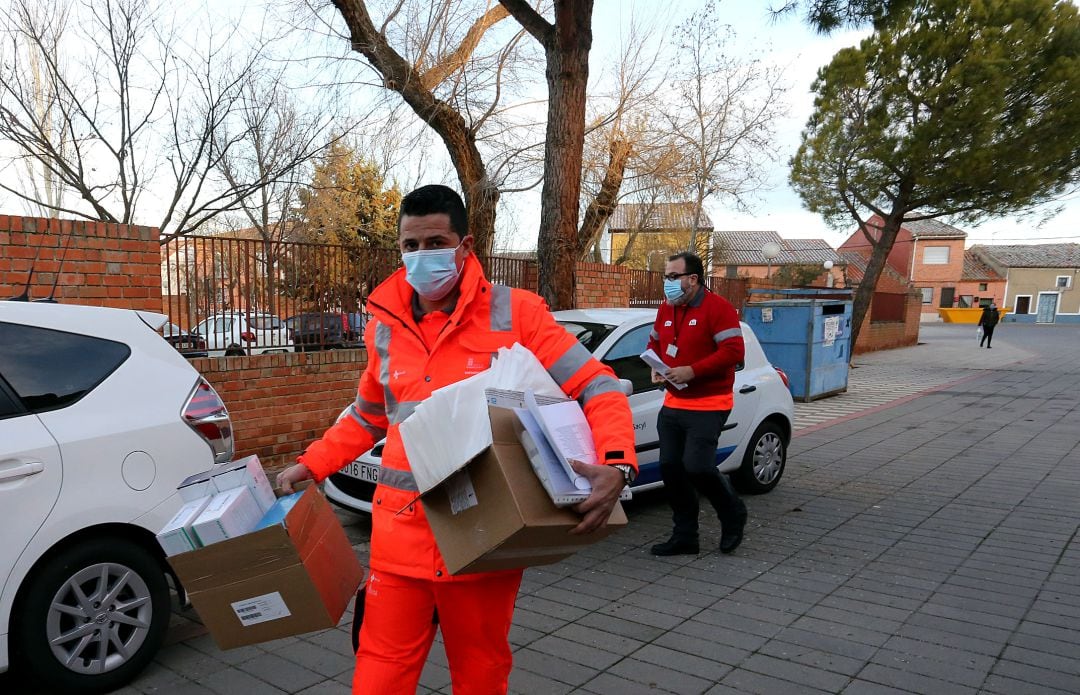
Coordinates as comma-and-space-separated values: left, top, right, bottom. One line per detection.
0, 302, 234, 693
190, 312, 294, 357
324, 309, 794, 514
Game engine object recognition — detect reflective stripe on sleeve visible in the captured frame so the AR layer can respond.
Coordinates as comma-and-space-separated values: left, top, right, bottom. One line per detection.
377, 467, 418, 492
490, 284, 513, 331
713, 327, 742, 344
579, 374, 623, 405
346, 404, 388, 441
354, 394, 386, 418
390, 400, 421, 425
547, 342, 593, 387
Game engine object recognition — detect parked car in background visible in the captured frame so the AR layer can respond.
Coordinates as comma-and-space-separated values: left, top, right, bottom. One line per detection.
159, 322, 208, 357
190, 312, 294, 356
0, 302, 234, 693
324, 308, 794, 514
288, 312, 362, 351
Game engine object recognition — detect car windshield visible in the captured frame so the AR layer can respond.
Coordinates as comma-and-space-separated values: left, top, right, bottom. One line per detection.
249, 315, 283, 330
160, 323, 183, 337
556, 321, 617, 353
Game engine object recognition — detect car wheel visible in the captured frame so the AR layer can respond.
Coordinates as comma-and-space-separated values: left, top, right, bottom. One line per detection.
734, 421, 787, 494
14, 537, 170, 694
224, 345, 246, 356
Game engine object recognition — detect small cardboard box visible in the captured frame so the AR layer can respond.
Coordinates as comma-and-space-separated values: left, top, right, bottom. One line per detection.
210, 454, 277, 513
167, 484, 364, 649
422, 406, 627, 575
191, 486, 264, 546
156, 494, 212, 556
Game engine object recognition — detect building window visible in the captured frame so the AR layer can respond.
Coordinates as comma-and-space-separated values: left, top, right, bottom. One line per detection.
919, 287, 933, 304
978, 283, 988, 291
959, 295, 973, 308
1056, 275, 1072, 289
922, 246, 950, 264
1014, 295, 1031, 314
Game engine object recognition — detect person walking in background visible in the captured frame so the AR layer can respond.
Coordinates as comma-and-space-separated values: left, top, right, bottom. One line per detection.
979, 301, 1000, 348
647, 251, 748, 557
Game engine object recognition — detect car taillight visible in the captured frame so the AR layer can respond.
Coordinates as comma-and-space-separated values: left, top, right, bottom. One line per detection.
183, 377, 234, 464
240, 331, 256, 343
774, 366, 790, 389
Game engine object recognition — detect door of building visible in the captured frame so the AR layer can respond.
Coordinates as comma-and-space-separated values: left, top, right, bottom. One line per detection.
1036, 293, 1059, 323
939, 287, 955, 308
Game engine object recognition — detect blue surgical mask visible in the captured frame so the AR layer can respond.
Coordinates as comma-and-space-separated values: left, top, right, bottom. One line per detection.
664, 278, 686, 302
402, 245, 461, 300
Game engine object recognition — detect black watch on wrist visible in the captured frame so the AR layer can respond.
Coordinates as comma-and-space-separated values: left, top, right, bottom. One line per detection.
613, 464, 636, 486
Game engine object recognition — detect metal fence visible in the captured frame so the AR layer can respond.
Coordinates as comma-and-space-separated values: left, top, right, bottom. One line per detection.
160, 236, 759, 353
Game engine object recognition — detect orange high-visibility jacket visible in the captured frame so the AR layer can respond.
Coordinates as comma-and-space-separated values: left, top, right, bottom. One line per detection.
298, 255, 637, 580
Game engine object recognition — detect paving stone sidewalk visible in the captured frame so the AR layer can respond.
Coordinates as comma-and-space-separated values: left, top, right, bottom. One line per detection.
8, 323, 1077, 694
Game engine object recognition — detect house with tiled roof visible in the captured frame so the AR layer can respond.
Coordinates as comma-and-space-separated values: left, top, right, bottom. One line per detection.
606, 202, 713, 270
839, 214, 970, 320
970, 243, 1080, 323
711, 230, 844, 285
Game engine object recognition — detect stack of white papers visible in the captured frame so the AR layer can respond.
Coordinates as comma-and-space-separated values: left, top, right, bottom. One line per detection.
639, 348, 688, 390
400, 343, 568, 494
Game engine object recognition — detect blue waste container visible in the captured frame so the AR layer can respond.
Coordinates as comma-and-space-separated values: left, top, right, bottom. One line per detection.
742, 289, 853, 402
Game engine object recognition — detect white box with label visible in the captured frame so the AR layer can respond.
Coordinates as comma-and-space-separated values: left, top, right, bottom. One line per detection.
210, 454, 276, 513
156, 494, 213, 556
192, 486, 263, 546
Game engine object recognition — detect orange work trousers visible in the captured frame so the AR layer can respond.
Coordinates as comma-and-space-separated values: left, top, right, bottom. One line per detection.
352, 569, 523, 694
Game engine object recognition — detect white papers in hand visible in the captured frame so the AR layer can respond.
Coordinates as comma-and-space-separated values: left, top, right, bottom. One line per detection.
639, 348, 688, 390
487, 343, 563, 397
524, 390, 594, 490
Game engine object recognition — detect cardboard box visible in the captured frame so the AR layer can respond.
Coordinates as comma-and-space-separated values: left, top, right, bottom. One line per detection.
156, 494, 212, 556
422, 406, 627, 575
167, 484, 364, 649
210, 454, 276, 513
192, 486, 264, 546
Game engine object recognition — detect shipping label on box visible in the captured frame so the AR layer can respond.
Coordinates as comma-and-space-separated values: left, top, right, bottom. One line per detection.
166, 484, 364, 649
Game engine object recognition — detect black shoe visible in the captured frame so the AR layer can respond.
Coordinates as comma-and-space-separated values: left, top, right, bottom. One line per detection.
650, 537, 699, 556
720, 504, 748, 555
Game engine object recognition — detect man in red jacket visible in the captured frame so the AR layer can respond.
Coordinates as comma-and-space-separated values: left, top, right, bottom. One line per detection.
275, 185, 636, 694
647, 251, 747, 556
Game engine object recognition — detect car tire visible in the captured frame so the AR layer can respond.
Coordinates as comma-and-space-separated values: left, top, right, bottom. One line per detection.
734, 421, 787, 494
13, 537, 170, 694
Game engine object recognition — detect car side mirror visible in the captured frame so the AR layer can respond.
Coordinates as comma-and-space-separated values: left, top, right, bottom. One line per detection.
618, 378, 633, 396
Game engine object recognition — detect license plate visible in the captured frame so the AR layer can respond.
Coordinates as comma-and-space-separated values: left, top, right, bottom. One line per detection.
341, 462, 379, 483
177, 341, 192, 350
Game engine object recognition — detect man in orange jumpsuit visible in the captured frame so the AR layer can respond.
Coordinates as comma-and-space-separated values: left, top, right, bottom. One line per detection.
276, 185, 637, 694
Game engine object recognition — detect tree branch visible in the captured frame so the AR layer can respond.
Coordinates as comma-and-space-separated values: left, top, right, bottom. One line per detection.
497, 0, 553, 47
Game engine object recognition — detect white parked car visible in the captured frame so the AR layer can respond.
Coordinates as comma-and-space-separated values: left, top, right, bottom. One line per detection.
0, 302, 234, 693
324, 308, 794, 514
190, 311, 294, 357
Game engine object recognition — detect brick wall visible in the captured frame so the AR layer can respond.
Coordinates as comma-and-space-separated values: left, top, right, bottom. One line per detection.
855, 293, 921, 354
0, 215, 160, 310
189, 350, 366, 474
574, 261, 630, 308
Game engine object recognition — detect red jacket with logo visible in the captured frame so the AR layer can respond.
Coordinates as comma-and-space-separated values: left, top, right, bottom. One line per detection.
647, 288, 744, 410
298, 255, 637, 580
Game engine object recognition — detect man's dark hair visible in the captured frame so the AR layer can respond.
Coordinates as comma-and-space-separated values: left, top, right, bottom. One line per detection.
668, 251, 705, 281
398, 184, 468, 238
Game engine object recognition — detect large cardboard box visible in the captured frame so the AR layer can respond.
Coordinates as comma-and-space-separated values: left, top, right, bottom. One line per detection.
167, 484, 364, 649
422, 406, 627, 575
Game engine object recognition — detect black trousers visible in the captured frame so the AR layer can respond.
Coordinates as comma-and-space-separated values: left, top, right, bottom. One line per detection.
980, 324, 996, 347
657, 406, 743, 541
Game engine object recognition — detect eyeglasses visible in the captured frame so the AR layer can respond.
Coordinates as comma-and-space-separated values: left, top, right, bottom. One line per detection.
663, 272, 692, 281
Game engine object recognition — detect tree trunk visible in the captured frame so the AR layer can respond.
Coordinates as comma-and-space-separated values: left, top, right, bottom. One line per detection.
848, 212, 903, 351
535, 0, 593, 310
576, 136, 630, 260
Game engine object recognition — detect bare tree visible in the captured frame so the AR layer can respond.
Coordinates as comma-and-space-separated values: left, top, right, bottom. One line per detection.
327, 0, 535, 256
0, 0, 330, 241
664, 0, 787, 250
